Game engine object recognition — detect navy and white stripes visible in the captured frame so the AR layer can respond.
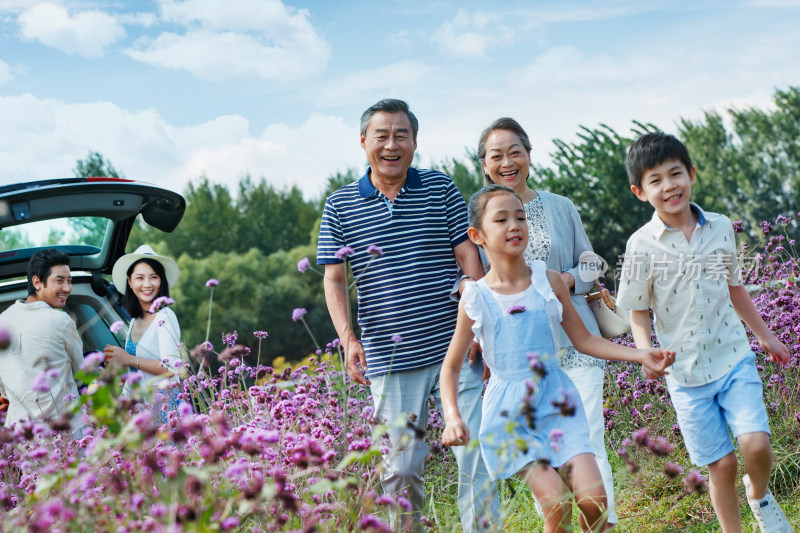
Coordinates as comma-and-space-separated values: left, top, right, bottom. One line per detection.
317, 167, 468, 378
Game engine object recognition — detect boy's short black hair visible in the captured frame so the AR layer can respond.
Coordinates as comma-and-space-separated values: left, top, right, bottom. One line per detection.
27, 249, 71, 296
626, 132, 693, 188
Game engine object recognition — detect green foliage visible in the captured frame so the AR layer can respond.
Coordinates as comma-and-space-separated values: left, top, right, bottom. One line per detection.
532, 123, 658, 274
317, 168, 362, 211
680, 86, 800, 243
130, 176, 320, 261
437, 152, 484, 201
0, 228, 34, 249
170, 245, 336, 362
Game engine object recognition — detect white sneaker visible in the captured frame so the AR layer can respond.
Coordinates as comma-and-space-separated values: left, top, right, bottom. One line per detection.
744, 475, 793, 533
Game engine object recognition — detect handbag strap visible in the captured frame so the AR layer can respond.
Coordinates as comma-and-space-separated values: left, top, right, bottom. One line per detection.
585, 288, 617, 311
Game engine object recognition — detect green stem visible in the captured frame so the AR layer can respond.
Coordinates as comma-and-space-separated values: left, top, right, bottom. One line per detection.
299, 317, 321, 353
204, 288, 214, 343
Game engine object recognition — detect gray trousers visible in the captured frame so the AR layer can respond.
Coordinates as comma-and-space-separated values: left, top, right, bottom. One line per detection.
370, 357, 501, 532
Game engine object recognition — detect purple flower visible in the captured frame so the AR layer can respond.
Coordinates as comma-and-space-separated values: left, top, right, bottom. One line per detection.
222, 330, 238, 346
359, 514, 391, 532
292, 308, 308, 322
397, 496, 413, 511
201, 341, 214, 350
81, 351, 106, 371
220, 517, 240, 530
206, 278, 219, 287
254, 330, 269, 339
150, 502, 167, 518
0, 324, 9, 350
149, 296, 175, 314
109, 321, 124, 334
761, 221, 773, 234
334, 246, 355, 260
367, 244, 384, 257
297, 257, 311, 273
508, 305, 526, 315
122, 371, 143, 385
30, 370, 53, 392
684, 469, 706, 494
632, 427, 650, 446
731, 220, 744, 233
664, 461, 683, 478
390, 334, 403, 343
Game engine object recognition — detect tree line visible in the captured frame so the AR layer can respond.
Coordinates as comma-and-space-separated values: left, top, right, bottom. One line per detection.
6, 87, 797, 363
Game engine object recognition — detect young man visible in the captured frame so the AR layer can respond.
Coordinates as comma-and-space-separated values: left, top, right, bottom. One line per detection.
317, 99, 500, 532
0, 249, 89, 439
617, 132, 792, 533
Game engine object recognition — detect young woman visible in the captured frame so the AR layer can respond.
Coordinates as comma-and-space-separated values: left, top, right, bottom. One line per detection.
104, 245, 182, 411
440, 185, 675, 532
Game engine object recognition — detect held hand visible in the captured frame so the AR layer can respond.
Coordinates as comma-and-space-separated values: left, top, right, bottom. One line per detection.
467, 340, 481, 365
760, 335, 790, 365
639, 348, 676, 378
560, 271, 576, 290
345, 340, 371, 386
104, 344, 130, 366
442, 419, 470, 447
482, 361, 491, 381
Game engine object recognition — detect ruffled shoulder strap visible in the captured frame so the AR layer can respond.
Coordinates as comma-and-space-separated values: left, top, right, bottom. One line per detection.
529, 261, 557, 304
528, 260, 564, 348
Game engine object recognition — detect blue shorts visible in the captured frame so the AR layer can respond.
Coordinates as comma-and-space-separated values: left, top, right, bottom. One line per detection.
666, 352, 770, 466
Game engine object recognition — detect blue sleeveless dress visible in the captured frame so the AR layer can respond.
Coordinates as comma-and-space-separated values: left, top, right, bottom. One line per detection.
463, 262, 593, 480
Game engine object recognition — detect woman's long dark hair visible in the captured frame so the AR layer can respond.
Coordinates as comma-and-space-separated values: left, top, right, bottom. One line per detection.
121, 258, 170, 319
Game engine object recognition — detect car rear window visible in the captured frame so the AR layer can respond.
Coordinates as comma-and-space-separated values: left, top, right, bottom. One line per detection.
0, 216, 111, 251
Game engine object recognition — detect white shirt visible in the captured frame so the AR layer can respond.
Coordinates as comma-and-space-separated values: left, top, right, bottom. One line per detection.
617, 204, 750, 387
124, 307, 181, 391
0, 300, 87, 434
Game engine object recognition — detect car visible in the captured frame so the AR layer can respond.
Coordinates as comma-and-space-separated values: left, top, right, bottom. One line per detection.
0, 177, 185, 357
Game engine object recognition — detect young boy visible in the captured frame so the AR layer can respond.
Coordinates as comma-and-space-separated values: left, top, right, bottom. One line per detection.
617, 132, 793, 533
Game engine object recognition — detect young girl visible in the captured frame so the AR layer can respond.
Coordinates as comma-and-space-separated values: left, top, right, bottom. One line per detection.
440, 185, 676, 532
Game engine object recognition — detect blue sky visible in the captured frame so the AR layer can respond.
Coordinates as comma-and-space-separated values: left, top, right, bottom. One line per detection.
1, 0, 799, 199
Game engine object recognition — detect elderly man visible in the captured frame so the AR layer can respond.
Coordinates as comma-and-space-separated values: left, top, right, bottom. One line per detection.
0, 249, 89, 438
317, 99, 500, 531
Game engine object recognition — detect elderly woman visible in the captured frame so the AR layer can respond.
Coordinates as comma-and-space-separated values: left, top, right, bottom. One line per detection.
476, 117, 617, 528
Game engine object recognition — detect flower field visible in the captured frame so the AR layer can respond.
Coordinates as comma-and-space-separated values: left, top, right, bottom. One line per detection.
0, 215, 798, 532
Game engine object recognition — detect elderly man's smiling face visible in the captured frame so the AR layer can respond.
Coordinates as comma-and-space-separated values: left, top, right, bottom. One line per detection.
361, 111, 417, 185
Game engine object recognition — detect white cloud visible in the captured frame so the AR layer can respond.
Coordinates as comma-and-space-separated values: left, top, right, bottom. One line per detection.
432, 9, 514, 58
171, 113, 363, 197
17, 2, 125, 58
0, 0, 39, 11
387, 29, 413, 49
126, 0, 330, 81
0, 94, 361, 199
0, 58, 12, 84
315, 60, 434, 107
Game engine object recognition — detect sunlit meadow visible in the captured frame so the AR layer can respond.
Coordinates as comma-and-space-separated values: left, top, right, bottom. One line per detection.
1, 215, 798, 532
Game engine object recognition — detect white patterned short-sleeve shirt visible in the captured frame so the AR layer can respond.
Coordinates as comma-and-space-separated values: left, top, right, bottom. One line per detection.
616, 204, 750, 387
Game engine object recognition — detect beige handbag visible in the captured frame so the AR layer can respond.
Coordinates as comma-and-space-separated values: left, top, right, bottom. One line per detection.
585, 289, 631, 338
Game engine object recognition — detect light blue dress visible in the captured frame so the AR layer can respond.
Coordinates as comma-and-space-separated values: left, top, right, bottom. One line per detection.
463, 261, 593, 480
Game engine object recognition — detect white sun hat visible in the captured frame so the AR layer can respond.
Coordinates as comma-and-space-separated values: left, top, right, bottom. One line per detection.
111, 244, 180, 293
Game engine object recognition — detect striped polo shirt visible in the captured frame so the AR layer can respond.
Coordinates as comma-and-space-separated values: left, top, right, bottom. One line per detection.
317, 167, 469, 378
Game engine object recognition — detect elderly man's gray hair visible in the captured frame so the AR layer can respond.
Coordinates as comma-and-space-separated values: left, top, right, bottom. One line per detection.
360, 98, 419, 140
